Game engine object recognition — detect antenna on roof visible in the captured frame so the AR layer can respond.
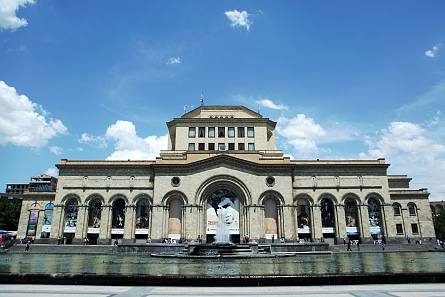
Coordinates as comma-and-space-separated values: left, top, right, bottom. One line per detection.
257, 104, 261, 114
183, 105, 187, 114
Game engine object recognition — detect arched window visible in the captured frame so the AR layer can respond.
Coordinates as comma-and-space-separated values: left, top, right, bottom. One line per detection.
88, 199, 102, 228
135, 199, 150, 229
393, 203, 401, 216
112, 199, 126, 229
320, 198, 336, 237
408, 203, 417, 216
344, 198, 360, 237
64, 198, 78, 233
297, 198, 311, 238
368, 197, 383, 236
43, 203, 54, 226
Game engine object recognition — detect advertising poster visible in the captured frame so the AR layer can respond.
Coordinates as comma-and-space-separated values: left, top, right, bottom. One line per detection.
206, 189, 240, 235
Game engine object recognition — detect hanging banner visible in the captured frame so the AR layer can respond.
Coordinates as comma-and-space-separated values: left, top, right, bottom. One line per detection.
206, 190, 240, 235
322, 227, 334, 234
370, 226, 382, 235
346, 227, 359, 235
87, 228, 100, 234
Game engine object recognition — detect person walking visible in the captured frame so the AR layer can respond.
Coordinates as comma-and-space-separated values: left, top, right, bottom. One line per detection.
347, 239, 352, 251
24, 241, 30, 252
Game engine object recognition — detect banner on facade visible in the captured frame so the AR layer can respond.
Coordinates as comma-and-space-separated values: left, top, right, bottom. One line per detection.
64, 226, 76, 233
168, 233, 181, 240
135, 228, 149, 235
206, 190, 240, 235
298, 226, 310, 234
111, 228, 124, 235
322, 227, 335, 234
87, 227, 100, 234
346, 226, 359, 235
370, 226, 382, 235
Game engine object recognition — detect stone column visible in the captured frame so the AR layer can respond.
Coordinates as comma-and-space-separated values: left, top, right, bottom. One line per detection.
150, 205, 164, 241
336, 205, 347, 242
184, 205, 198, 241
50, 204, 64, 239
99, 205, 111, 244
75, 205, 87, 242
124, 205, 135, 241
281, 205, 294, 240
359, 203, 372, 243
312, 205, 322, 240
35, 207, 45, 239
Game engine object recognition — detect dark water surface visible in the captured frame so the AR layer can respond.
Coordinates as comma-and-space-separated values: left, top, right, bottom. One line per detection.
1, 252, 445, 276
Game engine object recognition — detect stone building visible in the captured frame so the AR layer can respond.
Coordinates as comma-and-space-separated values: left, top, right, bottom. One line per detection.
17, 106, 436, 244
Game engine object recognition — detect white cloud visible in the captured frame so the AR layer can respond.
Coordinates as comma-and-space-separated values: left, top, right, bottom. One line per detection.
0, 81, 67, 148
105, 120, 168, 160
0, 0, 35, 30
78, 133, 107, 148
44, 167, 58, 177
360, 121, 445, 199
49, 146, 62, 155
256, 99, 288, 110
425, 43, 441, 58
225, 10, 252, 31
166, 56, 181, 65
277, 114, 357, 158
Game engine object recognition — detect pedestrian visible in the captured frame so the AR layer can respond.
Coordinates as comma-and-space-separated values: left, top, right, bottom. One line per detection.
272, 234, 275, 243
83, 237, 88, 246
57, 236, 61, 245
357, 240, 360, 251
147, 236, 151, 243
343, 236, 347, 245
347, 240, 352, 251
24, 241, 30, 252
113, 239, 118, 246
382, 235, 386, 245
382, 244, 385, 251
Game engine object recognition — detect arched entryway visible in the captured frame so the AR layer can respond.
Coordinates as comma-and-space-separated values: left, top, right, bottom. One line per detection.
167, 196, 184, 241
111, 198, 126, 242
86, 197, 102, 244
63, 197, 79, 244
135, 198, 150, 240
344, 197, 360, 240
367, 197, 384, 240
296, 197, 312, 240
320, 197, 336, 243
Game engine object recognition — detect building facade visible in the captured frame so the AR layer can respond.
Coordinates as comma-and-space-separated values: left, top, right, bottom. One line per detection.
17, 106, 436, 244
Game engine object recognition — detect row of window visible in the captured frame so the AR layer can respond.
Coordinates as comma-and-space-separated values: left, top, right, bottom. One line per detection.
188, 127, 254, 138
393, 203, 417, 216
395, 223, 419, 235
188, 142, 255, 151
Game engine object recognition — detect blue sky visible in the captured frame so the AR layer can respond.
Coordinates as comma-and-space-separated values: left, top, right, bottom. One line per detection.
0, 1, 444, 200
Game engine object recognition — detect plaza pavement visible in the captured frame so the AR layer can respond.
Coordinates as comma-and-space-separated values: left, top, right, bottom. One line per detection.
0, 284, 445, 297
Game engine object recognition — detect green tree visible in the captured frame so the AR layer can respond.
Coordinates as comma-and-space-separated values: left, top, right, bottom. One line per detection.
434, 208, 445, 241
0, 198, 22, 231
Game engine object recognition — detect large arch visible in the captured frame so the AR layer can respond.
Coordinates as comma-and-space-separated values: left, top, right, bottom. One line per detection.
294, 194, 313, 240
197, 176, 249, 244
343, 196, 361, 239
195, 175, 251, 206
259, 191, 283, 241
367, 196, 384, 238
319, 194, 337, 242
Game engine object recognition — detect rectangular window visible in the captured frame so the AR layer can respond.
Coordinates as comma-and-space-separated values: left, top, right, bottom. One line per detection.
188, 127, 196, 138
411, 223, 419, 234
208, 143, 215, 151
208, 127, 215, 138
228, 143, 235, 150
218, 143, 225, 151
198, 143, 205, 151
228, 127, 235, 138
218, 127, 225, 137
188, 143, 195, 151
247, 127, 254, 138
248, 143, 255, 151
396, 224, 403, 235
198, 127, 205, 138
238, 143, 245, 150
238, 127, 245, 138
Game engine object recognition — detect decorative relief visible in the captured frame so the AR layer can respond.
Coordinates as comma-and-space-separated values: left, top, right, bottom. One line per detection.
266, 176, 275, 187
171, 176, 181, 187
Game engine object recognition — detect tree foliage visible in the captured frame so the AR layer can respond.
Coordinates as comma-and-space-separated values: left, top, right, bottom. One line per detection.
434, 208, 445, 241
0, 199, 22, 231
